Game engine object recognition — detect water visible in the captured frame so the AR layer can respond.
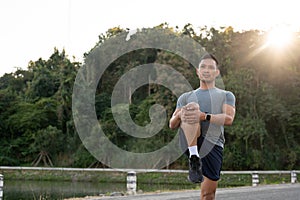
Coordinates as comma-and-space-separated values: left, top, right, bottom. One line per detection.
3, 180, 126, 199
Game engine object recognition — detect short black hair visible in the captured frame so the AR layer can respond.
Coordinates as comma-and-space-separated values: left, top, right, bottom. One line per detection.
199, 53, 219, 66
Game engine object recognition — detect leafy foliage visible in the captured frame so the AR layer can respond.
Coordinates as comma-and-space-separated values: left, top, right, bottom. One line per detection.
0, 25, 299, 170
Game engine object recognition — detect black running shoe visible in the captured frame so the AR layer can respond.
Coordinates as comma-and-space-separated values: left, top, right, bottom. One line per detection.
188, 155, 203, 183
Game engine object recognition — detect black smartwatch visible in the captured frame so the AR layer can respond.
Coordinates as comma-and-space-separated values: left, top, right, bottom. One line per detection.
205, 114, 211, 121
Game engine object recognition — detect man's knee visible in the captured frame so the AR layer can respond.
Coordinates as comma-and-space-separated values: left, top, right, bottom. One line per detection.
186, 102, 199, 109
201, 189, 216, 200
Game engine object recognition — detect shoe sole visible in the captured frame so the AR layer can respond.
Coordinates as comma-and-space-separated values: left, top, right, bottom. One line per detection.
187, 175, 203, 183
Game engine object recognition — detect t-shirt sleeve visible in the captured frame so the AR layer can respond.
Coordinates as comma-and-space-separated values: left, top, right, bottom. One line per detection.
176, 93, 187, 109
225, 91, 236, 107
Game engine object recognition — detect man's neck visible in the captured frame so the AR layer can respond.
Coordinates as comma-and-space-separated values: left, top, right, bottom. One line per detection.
199, 81, 215, 90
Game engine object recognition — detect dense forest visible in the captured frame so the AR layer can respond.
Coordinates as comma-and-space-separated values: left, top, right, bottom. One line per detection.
0, 23, 299, 170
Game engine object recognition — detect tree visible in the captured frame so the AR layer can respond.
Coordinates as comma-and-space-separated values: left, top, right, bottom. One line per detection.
30, 126, 64, 166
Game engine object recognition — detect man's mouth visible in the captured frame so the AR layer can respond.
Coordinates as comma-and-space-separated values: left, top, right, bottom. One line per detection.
202, 74, 210, 78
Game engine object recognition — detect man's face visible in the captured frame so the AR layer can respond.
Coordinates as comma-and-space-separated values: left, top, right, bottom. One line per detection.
197, 58, 220, 83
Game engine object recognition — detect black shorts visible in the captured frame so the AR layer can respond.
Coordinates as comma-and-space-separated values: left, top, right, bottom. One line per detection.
198, 136, 223, 181
181, 134, 223, 181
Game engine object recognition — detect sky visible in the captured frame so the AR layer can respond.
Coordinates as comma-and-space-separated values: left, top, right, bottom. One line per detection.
1, 0, 300, 76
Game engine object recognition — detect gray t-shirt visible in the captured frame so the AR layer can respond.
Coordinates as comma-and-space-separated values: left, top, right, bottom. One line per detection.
176, 87, 235, 148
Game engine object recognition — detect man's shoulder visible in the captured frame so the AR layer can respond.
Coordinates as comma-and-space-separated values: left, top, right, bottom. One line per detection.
179, 90, 195, 97
213, 88, 236, 106
177, 90, 197, 104
214, 88, 235, 96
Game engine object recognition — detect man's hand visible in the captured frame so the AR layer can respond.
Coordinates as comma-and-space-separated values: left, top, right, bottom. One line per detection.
181, 102, 202, 124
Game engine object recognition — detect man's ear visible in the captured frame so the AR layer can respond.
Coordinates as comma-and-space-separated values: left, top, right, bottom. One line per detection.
216, 69, 220, 77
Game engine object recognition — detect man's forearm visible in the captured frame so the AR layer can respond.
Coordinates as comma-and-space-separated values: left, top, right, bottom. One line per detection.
169, 110, 181, 129
208, 113, 234, 126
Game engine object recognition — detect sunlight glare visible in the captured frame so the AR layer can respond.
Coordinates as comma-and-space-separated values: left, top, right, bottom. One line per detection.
265, 25, 293, 48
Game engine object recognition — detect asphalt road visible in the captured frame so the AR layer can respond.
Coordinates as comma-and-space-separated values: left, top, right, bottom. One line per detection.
81, 184, 300, 200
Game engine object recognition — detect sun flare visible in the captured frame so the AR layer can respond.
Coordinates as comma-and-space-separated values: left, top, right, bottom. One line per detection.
265, 25, 293, 48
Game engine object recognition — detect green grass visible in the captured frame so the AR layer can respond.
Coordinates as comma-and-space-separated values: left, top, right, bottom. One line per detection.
0, 169, 126, 182
219, 174, 252, 187
259, 174, 291, 185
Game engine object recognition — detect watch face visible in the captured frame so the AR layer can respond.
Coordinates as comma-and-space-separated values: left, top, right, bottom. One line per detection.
206, 114, 211, 121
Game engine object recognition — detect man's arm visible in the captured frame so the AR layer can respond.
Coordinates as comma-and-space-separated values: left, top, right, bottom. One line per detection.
169, 108, 182, 129
169, 102, 207, 129
208, 104, 235, 126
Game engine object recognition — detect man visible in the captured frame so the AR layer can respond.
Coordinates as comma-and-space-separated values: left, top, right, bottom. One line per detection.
169, 53, 236, 199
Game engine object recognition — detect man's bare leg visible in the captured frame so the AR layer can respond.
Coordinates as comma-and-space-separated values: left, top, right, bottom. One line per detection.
180, 102, 203, 183
180, 102, 201, 148
201, 177, 218, 200
181, 120, 200, 147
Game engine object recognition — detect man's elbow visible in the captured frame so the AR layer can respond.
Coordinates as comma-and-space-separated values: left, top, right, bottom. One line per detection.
169, 123, 177, 130
169, 121, 179, 130
224, 116, 234, 126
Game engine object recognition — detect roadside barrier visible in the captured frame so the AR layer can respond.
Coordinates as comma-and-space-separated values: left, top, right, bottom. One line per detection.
0, 166, 298, 196
0, 174, 3, 200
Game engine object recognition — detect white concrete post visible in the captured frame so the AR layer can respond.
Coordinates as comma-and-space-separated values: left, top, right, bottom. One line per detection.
252, 172, 259, 187
291, 170, 297, 184
0, 174, 3, 200
126, 171, 136, 195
